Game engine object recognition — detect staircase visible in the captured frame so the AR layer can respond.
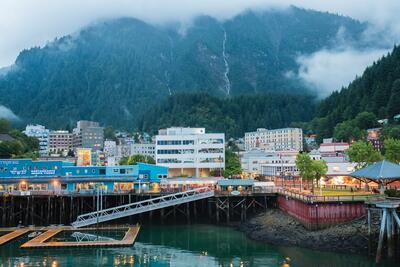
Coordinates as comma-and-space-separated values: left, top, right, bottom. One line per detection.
72, 187, 214, 228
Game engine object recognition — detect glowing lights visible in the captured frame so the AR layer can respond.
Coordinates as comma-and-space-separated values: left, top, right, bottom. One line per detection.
53, 180, 59, 186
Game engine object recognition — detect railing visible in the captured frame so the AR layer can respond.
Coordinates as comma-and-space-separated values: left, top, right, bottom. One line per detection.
277, 189, 383, 203
71, 187, 215, 228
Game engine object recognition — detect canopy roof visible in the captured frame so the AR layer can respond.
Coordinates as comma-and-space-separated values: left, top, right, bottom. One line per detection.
350, 160, 400, 181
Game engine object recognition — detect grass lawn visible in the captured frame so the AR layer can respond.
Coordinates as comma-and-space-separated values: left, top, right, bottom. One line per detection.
320, 189, 371, 196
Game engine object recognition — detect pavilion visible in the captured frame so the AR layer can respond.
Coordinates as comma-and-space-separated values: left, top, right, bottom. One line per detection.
350, 160, 400, 193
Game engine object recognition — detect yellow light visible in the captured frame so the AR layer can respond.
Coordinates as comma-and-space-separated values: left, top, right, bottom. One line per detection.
53, 180, 59, 186
20, 181, 26, 185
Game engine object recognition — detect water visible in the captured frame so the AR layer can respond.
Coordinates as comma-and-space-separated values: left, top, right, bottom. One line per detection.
0, 224, 393, 267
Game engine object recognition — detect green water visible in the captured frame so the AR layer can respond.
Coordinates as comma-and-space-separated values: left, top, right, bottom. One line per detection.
0, 224, 393, 267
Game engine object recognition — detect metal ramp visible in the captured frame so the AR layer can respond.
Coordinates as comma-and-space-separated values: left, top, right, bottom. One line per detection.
72, 187, 214, 228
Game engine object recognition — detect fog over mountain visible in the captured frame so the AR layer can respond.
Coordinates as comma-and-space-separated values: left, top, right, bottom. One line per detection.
0, 1, 399, 129
1, 1, 399, 95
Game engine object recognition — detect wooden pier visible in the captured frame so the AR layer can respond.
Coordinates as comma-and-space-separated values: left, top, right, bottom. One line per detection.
0, 228, 30, 246
20, 225, 140, 248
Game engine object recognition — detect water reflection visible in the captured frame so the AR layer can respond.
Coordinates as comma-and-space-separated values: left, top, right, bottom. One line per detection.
0, 224, 393, 267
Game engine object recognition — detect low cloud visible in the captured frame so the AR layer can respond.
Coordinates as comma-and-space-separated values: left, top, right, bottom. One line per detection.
0, 105, 20, 121
296, 48, 389, 97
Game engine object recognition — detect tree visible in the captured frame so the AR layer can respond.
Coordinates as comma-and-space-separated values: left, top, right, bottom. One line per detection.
0, 119, 11, 134
354, 112, 377, 130
119, 154, 155, 165
104, 126, 118, 142
384, 138, 400, 163
333, 120, 363, 142
224, 149, 241, 177
382, 125, 400, 140
295, 153, 314, 191
347, 141, 382, 169
312, 160, 328, 190
387, 79, 400, 119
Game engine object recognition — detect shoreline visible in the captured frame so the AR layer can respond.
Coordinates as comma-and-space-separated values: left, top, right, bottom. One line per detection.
237, 209, 380, 255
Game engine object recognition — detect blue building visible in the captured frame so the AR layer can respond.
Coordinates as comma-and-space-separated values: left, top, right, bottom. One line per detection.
0, 159, 168, 193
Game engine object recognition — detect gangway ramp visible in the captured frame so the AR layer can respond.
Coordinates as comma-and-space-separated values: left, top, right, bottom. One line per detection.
72, 187, 214, 228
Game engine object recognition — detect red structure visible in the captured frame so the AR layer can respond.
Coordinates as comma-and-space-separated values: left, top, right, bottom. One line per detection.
278, 195, 366, 229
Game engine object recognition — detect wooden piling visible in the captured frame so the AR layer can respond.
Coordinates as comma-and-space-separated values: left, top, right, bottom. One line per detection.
376, 209, 387, 264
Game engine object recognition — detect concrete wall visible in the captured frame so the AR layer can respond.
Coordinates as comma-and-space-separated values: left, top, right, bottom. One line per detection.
278, 195, 366, 229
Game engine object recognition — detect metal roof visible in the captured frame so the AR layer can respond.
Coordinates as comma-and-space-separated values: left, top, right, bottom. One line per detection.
350, 160, 400, 180
218, 179, 254, 186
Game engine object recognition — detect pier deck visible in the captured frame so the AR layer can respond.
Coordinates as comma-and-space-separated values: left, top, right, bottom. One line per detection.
20, 225, 139, 248
0, 228, 31, 246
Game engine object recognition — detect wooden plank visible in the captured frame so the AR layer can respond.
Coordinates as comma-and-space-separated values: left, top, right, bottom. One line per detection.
0, 229, 30, 246
20, 225, 139, 248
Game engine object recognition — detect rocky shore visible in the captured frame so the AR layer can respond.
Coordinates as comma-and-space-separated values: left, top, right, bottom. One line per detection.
239, 209, 380, 254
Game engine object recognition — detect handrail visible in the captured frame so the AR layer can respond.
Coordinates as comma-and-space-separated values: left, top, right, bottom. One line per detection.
72, 187, 214, 228
277, 188, 380, 203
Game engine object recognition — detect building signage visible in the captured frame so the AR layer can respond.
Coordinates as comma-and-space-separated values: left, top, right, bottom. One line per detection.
10, 170, 27, 175
31, 169, 56, 175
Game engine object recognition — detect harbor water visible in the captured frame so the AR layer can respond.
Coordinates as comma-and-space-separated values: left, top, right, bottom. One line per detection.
0, 224, 392, 267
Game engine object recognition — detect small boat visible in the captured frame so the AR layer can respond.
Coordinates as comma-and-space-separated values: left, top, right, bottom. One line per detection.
28, 231, 42, 238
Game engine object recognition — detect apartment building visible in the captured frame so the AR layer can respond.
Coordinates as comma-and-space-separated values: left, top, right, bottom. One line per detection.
155, 127, 225, 177
131, 143, 156, 158
49, 130, 73, 155
23, 124, 49, 156
73, 120, 104, 151
244, 128, 303, 151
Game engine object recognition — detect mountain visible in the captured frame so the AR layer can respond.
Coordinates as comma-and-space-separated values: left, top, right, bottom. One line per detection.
309, 45, 400, 139
0, 7, 367, 129
138, 92, 316, 137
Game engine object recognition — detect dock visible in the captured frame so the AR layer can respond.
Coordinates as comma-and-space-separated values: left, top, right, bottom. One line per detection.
0, 228, 31, 246
20, 225, 140, 248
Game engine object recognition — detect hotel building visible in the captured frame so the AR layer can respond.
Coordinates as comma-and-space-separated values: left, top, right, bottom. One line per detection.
49, 130, 73, 155
244, 128, 303, 151
155, 127, 225, 177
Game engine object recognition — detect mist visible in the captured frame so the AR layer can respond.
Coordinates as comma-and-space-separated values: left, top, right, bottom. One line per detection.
1, 0, 400, 95
0, 105, 20, 121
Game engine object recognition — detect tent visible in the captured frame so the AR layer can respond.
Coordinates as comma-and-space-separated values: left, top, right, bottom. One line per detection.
350, 160, 400, 192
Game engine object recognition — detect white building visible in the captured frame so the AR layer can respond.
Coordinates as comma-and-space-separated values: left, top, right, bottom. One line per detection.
241, 149, 272, 175
244, 128, 303, 151
155, 127, 225, 177
260, 153, 298, 177
130, 143, 155, 158
104, 140, 117, 157
23, 124, 49, 156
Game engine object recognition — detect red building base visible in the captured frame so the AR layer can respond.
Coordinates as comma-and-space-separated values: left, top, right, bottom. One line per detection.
278, 195, 366, 229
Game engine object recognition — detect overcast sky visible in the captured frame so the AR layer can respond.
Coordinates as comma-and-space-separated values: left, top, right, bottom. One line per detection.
1, 0, 400, 97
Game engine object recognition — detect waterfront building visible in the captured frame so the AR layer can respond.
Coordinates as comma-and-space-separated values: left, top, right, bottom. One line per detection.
240, 149, 272, 176
260, 154, 298, 178
155, 127, 225, 177
0, 158, 168, 193
23, 124, 49, 156
244, 128, 303, 151
130, 143, 156, 158
49, 130, 73, 156
73, 120, 104, 151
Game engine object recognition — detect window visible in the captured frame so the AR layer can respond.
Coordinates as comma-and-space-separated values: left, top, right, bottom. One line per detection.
113, 168, 119, 173
120, 169, 126, 174
99, 169, 106, 175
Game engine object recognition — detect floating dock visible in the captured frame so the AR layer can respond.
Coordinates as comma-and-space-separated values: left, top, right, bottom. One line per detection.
20, 225, 140, 248
0, 228, 31, 246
